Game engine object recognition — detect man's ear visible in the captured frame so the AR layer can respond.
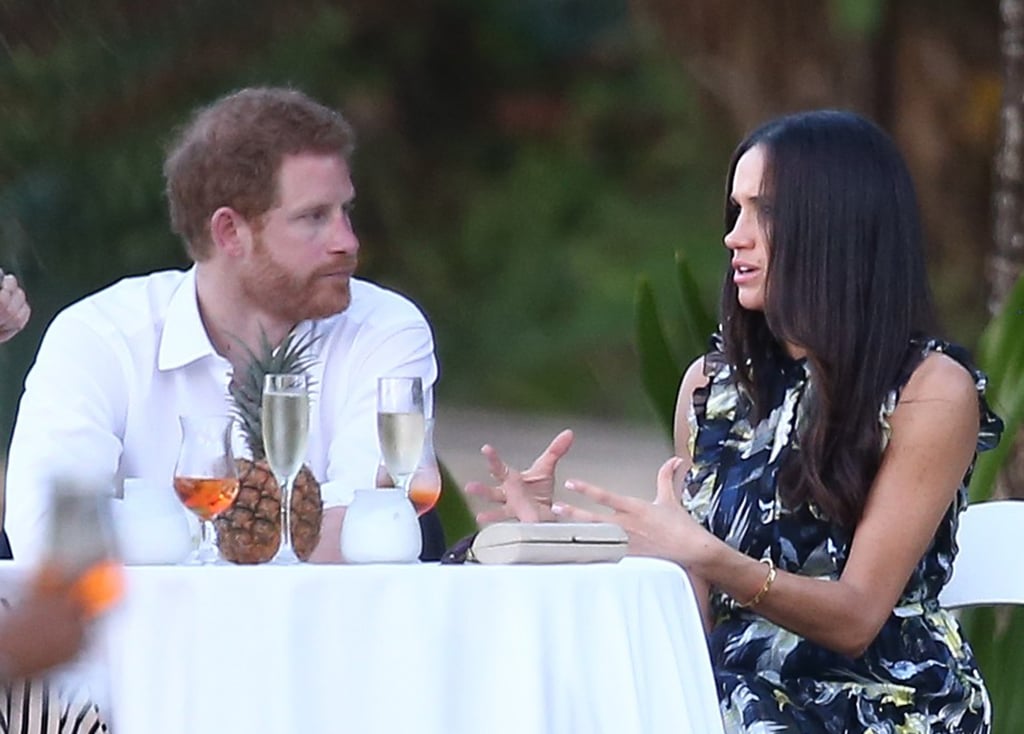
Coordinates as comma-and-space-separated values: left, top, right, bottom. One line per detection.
209, 207, 253, 256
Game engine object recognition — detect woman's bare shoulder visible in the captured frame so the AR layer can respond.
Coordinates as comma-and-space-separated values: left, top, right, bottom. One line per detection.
900, 350, 979, 410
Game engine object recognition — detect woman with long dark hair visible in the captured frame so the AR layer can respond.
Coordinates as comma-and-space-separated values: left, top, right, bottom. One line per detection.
469, 110, 1003, 732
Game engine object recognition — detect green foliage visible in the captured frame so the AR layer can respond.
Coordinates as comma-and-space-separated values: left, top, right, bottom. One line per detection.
361, 30, 728, 420
436, 460, 477, 545
828, 0, 886, 37
635, 279, 681, 436
959, 605, 1024, 734
634, 250, 717, 438
0, 0, 730, 440
959, 272, 1024, 734
970, 273, 1024, 502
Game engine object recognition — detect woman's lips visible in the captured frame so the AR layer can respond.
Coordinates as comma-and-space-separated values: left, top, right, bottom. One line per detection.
732, 264, 760, 285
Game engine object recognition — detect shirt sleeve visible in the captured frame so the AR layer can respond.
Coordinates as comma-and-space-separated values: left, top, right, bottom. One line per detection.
4, 310, 129, 563
317, 313, 438, 508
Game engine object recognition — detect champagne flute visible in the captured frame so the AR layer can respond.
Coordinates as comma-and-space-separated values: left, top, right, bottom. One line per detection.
173, 414, 240, 565
263, 373, 310, 565
377, 377, 426, 498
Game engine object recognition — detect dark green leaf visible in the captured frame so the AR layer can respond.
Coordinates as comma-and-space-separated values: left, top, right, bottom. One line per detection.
674, 250, 717, 359
634, 276, 682, 439
436, 459, 478, 544
970, 273, 1024, 502
978, 272, 1024, 395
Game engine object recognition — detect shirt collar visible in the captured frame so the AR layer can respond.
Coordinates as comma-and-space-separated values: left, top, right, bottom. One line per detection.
157, 267, 328, 371
158, 266, 218, 371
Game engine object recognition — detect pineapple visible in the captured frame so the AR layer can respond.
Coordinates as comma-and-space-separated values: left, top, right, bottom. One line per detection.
215, 328, 324, 563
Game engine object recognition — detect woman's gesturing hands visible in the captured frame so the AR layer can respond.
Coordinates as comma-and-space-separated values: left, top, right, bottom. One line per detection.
464, 429, 574, 523
553, 456, 707, 565
465, 432, 712, 569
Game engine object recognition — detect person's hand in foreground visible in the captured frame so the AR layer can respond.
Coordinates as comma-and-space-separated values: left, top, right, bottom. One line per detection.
0, 589, 87, 680
464, 429, 574, 523
0, 271, 30, 344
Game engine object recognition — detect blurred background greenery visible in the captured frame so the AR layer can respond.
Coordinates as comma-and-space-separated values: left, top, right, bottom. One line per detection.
0, 0, 1009, 434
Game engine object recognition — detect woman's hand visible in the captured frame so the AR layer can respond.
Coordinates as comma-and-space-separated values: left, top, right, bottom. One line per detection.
552, 456, 710, 564
0, 272, 30, 344
553, 456, 720, 632
464, 429, 574, 523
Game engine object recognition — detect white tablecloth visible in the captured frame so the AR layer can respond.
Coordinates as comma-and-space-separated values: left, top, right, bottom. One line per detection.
1, 558, 724, 734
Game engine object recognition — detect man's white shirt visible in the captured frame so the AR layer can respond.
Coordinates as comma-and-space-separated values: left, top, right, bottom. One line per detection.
4, 267, 438, 562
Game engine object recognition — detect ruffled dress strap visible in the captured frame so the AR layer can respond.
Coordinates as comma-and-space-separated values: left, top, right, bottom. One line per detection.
683, 331, 742, 526
683, 330, 811, 556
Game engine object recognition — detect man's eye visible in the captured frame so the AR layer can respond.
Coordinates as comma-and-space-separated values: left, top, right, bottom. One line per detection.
305, 209, 329, 223
343, 201, 356, 216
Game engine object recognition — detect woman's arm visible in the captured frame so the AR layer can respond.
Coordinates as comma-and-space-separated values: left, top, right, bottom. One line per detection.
557, 352, 980, 657
730, 352, 980, 656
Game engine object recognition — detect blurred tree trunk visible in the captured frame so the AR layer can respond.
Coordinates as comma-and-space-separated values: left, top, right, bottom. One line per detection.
993, 0, 1024, 499
994, 0, 1024, 311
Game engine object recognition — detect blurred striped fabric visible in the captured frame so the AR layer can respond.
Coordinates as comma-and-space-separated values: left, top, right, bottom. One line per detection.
2, 678, 107, 734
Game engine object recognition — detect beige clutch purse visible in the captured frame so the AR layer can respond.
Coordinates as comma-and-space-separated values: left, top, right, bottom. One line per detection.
468, 522, 628, 565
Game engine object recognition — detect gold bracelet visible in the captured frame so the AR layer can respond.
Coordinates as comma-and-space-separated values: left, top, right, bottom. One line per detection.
736, 558, 776, 609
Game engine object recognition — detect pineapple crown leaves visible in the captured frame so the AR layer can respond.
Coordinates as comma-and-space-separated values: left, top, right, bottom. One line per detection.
228, 326, 322, 461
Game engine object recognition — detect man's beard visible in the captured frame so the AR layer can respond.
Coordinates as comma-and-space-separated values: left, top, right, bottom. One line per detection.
240, 235, 354, 324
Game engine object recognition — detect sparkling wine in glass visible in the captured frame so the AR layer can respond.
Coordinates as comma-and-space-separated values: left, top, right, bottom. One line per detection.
173, 414, 240, 565
377, 377, 426, 497
263, 373, 310, 565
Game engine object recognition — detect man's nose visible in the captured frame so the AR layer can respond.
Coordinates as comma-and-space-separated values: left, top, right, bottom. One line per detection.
329, 210, 359, 255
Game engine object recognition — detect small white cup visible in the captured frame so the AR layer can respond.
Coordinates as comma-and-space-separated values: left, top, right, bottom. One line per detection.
110, 478, 193, 565
340, 489, 422, 564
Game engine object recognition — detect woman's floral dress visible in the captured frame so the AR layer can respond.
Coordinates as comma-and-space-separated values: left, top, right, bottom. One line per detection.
684, 336, 1003, 734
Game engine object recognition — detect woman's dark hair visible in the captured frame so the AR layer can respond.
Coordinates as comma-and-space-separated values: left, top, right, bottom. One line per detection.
720, 109, 938, 529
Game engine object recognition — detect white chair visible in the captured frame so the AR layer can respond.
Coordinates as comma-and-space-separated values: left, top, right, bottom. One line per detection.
939, 499, 1024, 609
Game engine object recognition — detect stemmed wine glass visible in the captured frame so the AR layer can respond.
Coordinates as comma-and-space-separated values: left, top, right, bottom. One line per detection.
263, 373, 310, 565
407, 418, 442, 516
377, 377, 426, 499
173, 414, 240, 565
